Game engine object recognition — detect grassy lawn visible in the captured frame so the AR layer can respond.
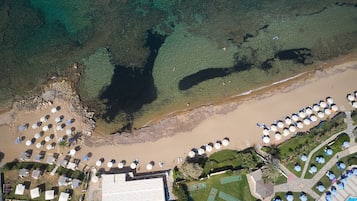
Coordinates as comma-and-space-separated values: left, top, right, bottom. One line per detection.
312, 154, 357, 195
187, 170, 255, 201
304, 133, 350, 179
274, 174, 287, 185
276, 113, 346, 177
272, 192, 315, 201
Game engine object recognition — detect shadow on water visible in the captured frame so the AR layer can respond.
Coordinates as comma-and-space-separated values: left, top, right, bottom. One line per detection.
178, 58, 252, 90
99, 31, 166, 131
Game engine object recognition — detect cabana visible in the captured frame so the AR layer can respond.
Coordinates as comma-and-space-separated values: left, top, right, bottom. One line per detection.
275, 132, 282, 141
59, 192, 70, 201
262, 135, 270, 144
285, 117, 292, 125
32, 170, 42, 179
19, 168, 29, 178
270, 124, 277, 132
326, 97, 334, 105
277, 121, 284, 128
30, 187, 40, 199
324, 108, 331, 115
283, 128, 290, 136
45, 190, 55, 200
222, 138, 230, 146
296, 121, 304, 129
305, 107, 313, 115
310, 114, 318, 122
72, 179, 82, 189
58, 175, 70, 186
319, 101, 327, 108
292, 114, 299, 122
313, 104, 320, 112
303, 118, 311, 126
15, 184, 25, 195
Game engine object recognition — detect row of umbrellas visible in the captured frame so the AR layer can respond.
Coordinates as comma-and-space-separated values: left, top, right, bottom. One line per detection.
188, 138, 230, 158
273, 192, 308, 201
262, 97, 338, 144
318, 167, 357, 195
94, 158, 160, 171
346, 91, 357, 108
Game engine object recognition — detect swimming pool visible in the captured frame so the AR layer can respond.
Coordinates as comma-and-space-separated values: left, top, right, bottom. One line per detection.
347, 197, 357, 201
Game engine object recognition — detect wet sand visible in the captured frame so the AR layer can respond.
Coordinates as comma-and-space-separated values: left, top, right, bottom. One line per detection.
1, 55, 357, 172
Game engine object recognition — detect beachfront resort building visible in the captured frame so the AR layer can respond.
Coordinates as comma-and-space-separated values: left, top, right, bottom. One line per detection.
101, 173, 167, 201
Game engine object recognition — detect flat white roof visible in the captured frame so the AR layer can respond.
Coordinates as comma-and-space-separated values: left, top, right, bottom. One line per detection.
102, 174, 166, 201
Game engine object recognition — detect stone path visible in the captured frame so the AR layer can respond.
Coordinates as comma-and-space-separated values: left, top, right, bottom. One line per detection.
273, 111, 357, 200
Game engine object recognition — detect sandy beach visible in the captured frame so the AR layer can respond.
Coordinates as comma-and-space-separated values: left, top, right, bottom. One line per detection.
1, 54, 357, 173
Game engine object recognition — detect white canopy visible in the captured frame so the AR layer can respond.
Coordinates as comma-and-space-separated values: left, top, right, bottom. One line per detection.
270, 124, 277, 132
36, 143, 42, 149
274, 132, 282, 141
214, 142, 221, 150
277, 121, 284, 128
283, 128, 290, 136
303, 118, 311, 125
188, 151, 196, 158
45, 190, 55, 200
222, 139, 230, 146
305, 107, 313, 115
69, 149, 76, 157
34, 133, 41, 139
118, 162, 124, 169
107, 162, 113, 168
262, 135, 270, 144
45, 136, 51, 142
347, 94, 355, 102
331, 104, 338, 112
326, 97, 334, 105
51, 107, 58, 113
198, 148, 205, 155
66, 129, 72, 135
289, 125, 296, 133
55, 117, 62, 123
26, 140, 32, 146
319, 101, 327, 108
324, 108, 331, 115
310, 114, 318, 122
56, 125, 63, 131
146, 163, 153, 170
30, 187, 40, 199
297, 121, 304, 129
292, 114, 299, 122
42, 125, 49, 132
32, 123, 39, 129
46, 144, 54, 150
298, 111, 306, 119
352, 101, 357, 108
285, 117, 292, 125
15, 184, 25, 195
59, 192, 70, 201
263, 128, 270, 135
205, 145, 213, 152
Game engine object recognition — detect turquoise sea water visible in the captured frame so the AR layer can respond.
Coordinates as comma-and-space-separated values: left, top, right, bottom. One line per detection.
348, 197, 357, 201
0, 0, 356, 132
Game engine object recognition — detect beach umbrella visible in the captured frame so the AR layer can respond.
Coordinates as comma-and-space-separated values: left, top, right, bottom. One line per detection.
262, 135, 270, 144
130, 162, 137, 169
286, 193, 293, 201
55, 117, 62, 123
283, 128, 290, 136
107, 161, 113, 168
263, 128, 270, 135
342, 141, 349, 148
303, 118, 311, 126
294, 164, 301, 172
337, 182, 344, 190
305, 107, 313, 115
318, 111, 325, 119
299, 192, 307, 201
214, 142, 222, 149
222, 138, 230, 147
51, 107, 57, 113
337, 162, 346, 170
18, 124, 28, 132
36, 142, 42, 149
40, 116, 47, 123
45, 136, 51, 142
319, 157, 325, 164
347, 169, 353, 178
56, 125, 63, 131
277, 121, 284, 128
273, 197, 282, 201
66, 129, 72, 135
285, 117, 292, 125
69, 149, 76, 157
315, 156, 323, 163
317, 184, 325, 192
298, 111, 306, 119
326, 97, 334, 105
34, 133, 41, 139
26, 140, 32, 146
324, 108, 331, 115
325, 192, 332, 201
118, 162, 124, 169
15, 137, 21, 144
270, 124, 278, 132
289, 125, 296, 133
347, 94, 355, 102
310, 165, 317, 174
32, 123, 39, 129
95, 160, 102, 167
46, 144, 54, 150
275, 132, 282, 141
296, 121, 304, 129
331, 186, 337, 196
319, 101, 327, 108
353, 168, 357, 176
300, 154, 307, 162
352, 101, 357, 108
327, 172, 336, 181
66, 118, 75, 126
292, 114, 299, 122
146, 163, 153, 170
205, 144, 213, 152
355, 91, 357, 97
42, 125, 49, 132
310, 114, 318, 122
330, 104, 338, 112
313, 104, 320, 112
188, 151, 195, 158
198, 148, 205, 155
325, 148, 333, 156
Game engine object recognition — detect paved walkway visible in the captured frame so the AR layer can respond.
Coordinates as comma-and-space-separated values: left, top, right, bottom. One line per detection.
273, 111, 357, 200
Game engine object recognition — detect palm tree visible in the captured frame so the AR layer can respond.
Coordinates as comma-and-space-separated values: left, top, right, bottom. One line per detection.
261, 159, 281, 184
58, 140, 69, 152
68, 131, 83, 146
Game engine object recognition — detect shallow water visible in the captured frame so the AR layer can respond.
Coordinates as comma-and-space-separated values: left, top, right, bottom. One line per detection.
0, 0, 356, 132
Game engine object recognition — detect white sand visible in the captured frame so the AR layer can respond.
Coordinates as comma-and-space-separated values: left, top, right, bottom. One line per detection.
1, 58, 357, 173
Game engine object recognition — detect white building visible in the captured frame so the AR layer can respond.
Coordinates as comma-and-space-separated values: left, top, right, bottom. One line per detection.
101, 173, 166, 201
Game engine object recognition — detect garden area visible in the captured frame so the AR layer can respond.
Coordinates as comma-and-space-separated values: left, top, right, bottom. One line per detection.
304, 133, 350, 179
185, 170, 255, 201
0, 161, 86, 201
264, 112, 347, 177
272, 191, 315, 201
312, 154, 357, 195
